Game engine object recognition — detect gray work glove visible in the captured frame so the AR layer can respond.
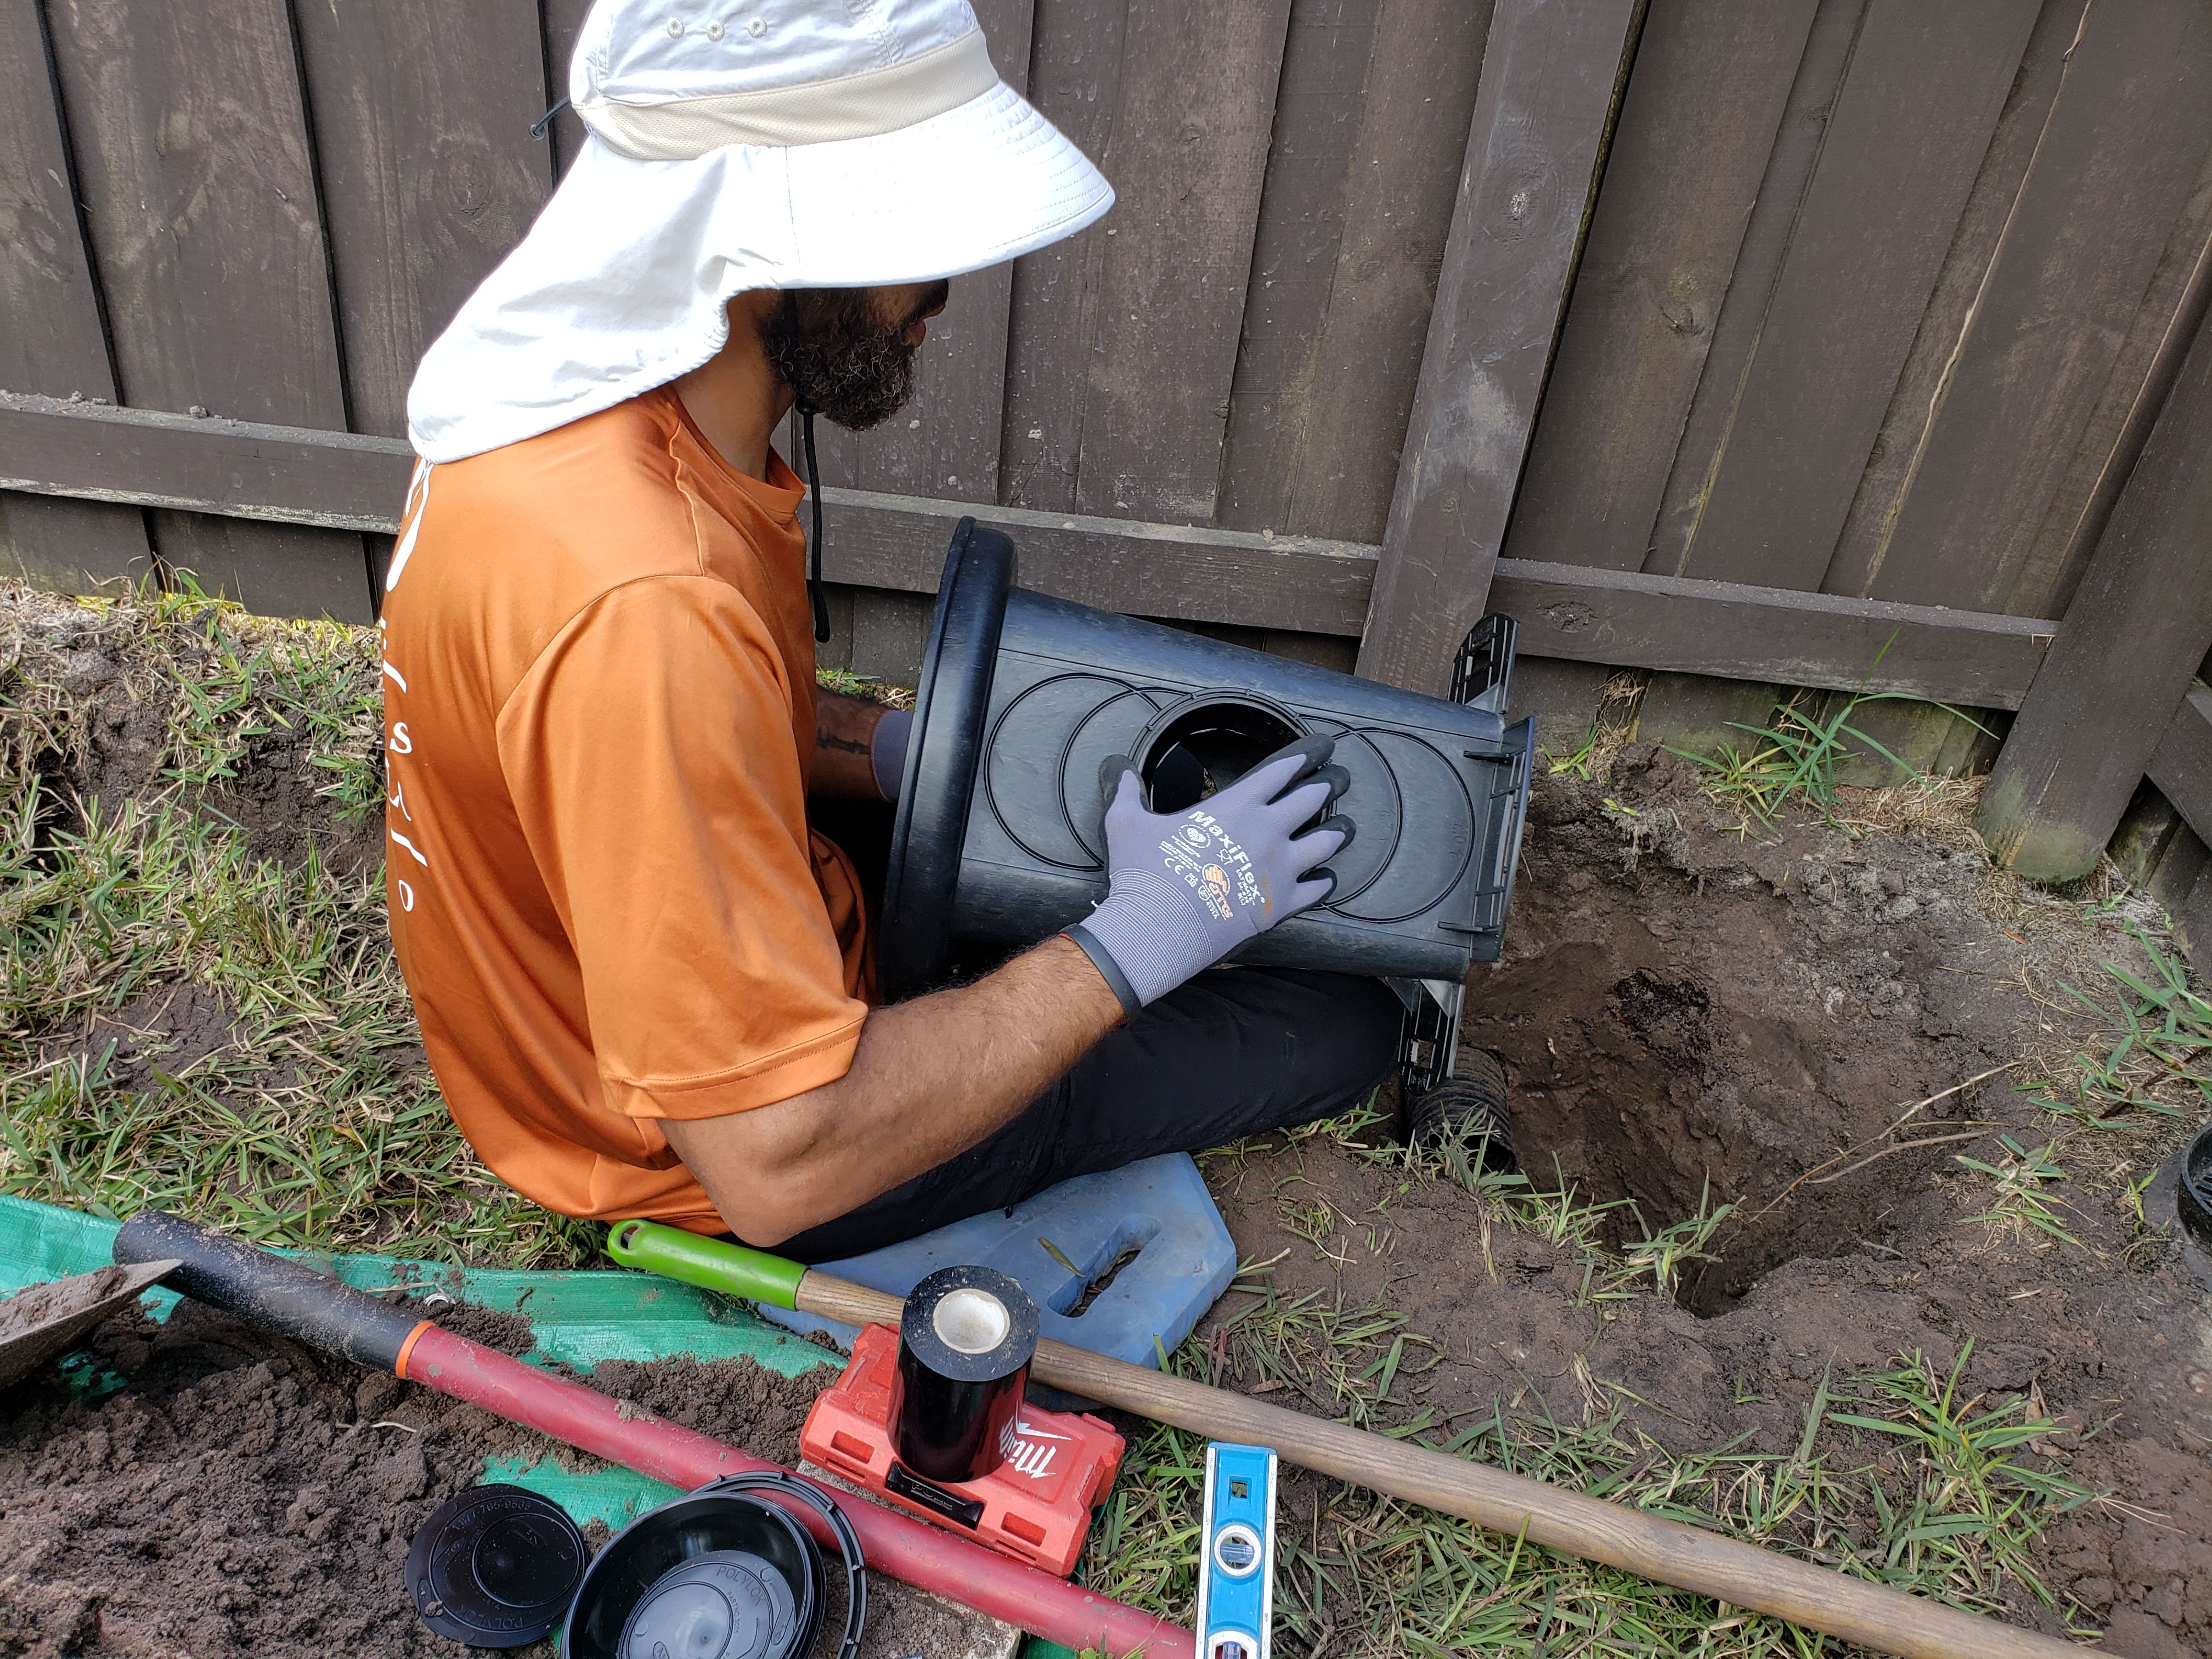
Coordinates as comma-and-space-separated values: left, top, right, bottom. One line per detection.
1064, 735, 1352, 1011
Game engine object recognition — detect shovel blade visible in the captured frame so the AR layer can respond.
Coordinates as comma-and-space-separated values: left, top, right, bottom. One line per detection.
0, 1258, 180, 1387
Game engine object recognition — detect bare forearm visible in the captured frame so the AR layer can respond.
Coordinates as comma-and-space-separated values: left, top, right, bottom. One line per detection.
662, 934, 1123, 1244
811, 689, 888, 798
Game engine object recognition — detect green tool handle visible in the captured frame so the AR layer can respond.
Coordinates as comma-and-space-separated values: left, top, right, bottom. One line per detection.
604, 1218, 806, 1310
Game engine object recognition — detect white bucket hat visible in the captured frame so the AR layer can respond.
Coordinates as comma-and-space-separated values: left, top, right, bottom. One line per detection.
405, 0, 1113, 464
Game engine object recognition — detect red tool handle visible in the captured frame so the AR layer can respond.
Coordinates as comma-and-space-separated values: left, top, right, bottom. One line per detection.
115, 1210, 1187, 1657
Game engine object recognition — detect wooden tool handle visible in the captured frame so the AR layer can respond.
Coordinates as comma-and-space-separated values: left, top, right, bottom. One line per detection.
795, 1270, 2081, 1659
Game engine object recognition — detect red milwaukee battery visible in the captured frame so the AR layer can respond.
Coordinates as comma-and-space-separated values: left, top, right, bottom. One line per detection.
799, 1322, 1125, 1577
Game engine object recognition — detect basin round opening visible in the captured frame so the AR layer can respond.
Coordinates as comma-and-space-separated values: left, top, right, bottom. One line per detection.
931, 1286, 1012, 1355
1135, 694, 1306, 814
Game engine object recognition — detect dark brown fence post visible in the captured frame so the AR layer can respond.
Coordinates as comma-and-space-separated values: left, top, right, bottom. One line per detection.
1354, 0, 1641, 693
1975, 300, 2212, 881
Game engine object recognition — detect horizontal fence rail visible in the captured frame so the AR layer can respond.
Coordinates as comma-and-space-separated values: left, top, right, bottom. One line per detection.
1, 391, 2061, 711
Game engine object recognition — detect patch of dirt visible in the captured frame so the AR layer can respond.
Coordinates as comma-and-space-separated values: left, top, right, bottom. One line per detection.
40, 984, 256, 1090
0, 592, 381, 874
1201, 755, 2212, 1656
199, 725, 382, 876
590, 1355, 819, 1469
1, 1297, 550, 1658
1476, 747, 2032, 1314
0, 1296, 979, 1658
419, 1297, 537, 1359
19, 617, 168, 813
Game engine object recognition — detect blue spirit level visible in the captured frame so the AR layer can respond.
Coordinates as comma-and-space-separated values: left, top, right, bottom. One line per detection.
1195, 1442, 1277, 1659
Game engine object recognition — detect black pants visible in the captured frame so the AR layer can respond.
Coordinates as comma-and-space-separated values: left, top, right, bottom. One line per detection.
776, 966, 1403, 1263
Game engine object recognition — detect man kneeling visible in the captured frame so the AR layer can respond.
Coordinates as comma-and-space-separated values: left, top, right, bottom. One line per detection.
380, 0, 1401, 1258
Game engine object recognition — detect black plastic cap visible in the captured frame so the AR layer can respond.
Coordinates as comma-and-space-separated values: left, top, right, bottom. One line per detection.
407, 1484, 587, 1649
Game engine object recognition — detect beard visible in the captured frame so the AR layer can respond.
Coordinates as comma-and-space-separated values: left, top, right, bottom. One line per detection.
757, 283, 946, 431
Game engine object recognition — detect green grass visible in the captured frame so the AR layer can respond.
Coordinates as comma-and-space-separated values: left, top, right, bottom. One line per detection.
1537, 672, 1645, 784
2030, 929, 2212, 1125
813, 664, 913, 709
157, 575, 387, 815
0, 783, 595, 1262
1668, 639, 1987, 834
1954, 1135, 2079, 1247
0, 587, 591, 1263
1137, 1116, 2101, 1656
1088, 1256, 2094, 1657
1613, 1177, 1735, 1302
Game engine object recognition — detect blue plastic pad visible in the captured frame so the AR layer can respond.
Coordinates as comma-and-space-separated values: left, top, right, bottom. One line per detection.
754, 1153, 1235, 1367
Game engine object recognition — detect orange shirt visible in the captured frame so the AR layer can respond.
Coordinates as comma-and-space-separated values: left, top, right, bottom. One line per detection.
380, 388, 871, 1233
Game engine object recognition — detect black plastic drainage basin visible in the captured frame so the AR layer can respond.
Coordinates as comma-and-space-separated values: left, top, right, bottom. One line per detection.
879, 521, 1536, 1002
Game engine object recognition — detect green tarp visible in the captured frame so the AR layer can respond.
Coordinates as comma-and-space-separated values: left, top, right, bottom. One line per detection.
0, 1193, 831, 1529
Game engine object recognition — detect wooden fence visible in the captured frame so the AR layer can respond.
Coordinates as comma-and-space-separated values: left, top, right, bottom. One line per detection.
5, 1, 2212, 936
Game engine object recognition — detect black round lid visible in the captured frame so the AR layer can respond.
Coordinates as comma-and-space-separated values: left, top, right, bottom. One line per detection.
2180, 1122, 2212, 1252
616, 1549, 800, 1659
407, 1483, 588, 1649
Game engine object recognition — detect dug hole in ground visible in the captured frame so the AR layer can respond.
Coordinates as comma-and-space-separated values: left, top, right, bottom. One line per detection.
0, 586, 2207, 1657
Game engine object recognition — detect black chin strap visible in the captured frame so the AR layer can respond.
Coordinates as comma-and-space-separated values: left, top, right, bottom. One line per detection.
799, 404, 831, 643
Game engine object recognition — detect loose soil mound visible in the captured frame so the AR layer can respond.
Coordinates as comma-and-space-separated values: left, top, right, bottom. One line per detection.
1199, 753, 2212, 1656
0, 590, 384, 875
0, 1300, 1002, 1658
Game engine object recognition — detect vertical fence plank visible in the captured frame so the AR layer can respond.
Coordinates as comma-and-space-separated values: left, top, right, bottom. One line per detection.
1597, 0, 1864, 749
1768, 0, 2082, 777
46, 0, 370, 620
0, 488, 151, 595
1975, 308, 2212, 881
1000, 0, 1127, 514
1354, 0, 1641, 693
1863, 0, 2212, 617
2012, 161, 2212, 624
0, 0, 150, 590
1077, 0, 1292, 523
1214, 0, 1492, 545
1641, 0, 1860, 580
1506, 0, 1817, 575
1816, 0, 2084, 607
806, 0, 1032, 504
1666, 0, 2039, 590
0, 0, 108, 403
1004, 0, 1293, 523
296, 0, 554, 441
1211, 0, 1380, 535
814, 0, 1038, 678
